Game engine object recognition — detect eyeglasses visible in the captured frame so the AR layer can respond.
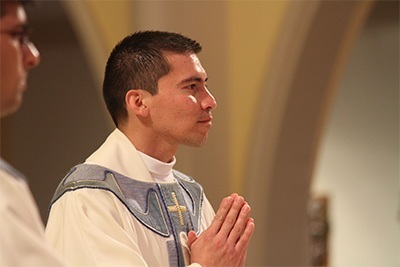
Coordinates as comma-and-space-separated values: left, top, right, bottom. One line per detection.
0, 25, 32, 45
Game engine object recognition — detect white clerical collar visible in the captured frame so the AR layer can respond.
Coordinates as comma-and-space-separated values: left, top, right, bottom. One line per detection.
85, 128, 153, 182
138, 151, 176, 183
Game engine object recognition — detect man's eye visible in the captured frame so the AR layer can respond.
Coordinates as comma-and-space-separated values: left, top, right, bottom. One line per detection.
9, 31, 24, 40
10, 27, 31, 44
186, 84, 196, 89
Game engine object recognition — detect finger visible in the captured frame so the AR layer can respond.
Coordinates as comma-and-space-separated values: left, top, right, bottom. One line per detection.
207, 194, 238, 235
235, 218, 255, 253
187, 230, 198, 248
238, 250, 248, 267
217, 195, 246, 238
226, 203, 251, 244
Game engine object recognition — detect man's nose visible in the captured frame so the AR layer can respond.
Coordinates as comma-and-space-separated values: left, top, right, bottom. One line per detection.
201, 88, 217, 110
24, 42, 41, 69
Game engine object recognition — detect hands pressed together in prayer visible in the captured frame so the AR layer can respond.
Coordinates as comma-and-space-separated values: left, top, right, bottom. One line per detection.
188, 194, 255, 267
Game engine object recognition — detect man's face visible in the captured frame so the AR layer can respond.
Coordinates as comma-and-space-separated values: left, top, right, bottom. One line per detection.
0, 2, 40, 118
145, 53, 217, 148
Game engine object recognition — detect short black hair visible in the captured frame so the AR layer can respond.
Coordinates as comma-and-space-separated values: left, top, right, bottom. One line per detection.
103, 30, 202, 126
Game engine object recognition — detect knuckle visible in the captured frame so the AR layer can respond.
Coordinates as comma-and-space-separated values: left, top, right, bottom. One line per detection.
226, 215, 236, 224
233, 225, 243, 235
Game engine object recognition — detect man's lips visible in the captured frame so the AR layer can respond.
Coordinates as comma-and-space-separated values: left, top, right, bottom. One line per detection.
198, 115, 213, 123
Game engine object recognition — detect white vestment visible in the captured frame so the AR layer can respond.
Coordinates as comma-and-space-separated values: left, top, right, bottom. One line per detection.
0, 159, 66, 267
45, 129, 215, 267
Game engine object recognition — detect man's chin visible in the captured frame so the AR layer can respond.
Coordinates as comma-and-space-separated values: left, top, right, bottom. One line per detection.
192, 137, 208, 148
1, 105, 21, 118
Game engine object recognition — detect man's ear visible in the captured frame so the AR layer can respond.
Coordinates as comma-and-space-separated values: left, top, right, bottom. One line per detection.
125, 89, 149, 117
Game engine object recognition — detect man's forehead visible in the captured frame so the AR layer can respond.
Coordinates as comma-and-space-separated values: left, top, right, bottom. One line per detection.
0, 2, 27, 26
159, 53, 207, 85
189, 53, 205, 73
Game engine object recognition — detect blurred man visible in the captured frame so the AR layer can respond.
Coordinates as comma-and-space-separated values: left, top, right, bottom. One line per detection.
0, 0, 66, 265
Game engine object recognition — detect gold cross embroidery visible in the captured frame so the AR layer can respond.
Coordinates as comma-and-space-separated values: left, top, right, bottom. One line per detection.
168, 192, 187, 226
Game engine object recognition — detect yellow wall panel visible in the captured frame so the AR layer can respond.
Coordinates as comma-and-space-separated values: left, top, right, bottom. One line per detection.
227, 1, 289, 192
85, 1, 133, 52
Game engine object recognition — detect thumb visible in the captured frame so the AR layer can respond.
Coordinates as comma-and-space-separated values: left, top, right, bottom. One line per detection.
187, 230, 198, 248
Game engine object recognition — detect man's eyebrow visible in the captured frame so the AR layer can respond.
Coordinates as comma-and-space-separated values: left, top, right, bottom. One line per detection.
178, 76, 208, 85
10, 23, 30, 31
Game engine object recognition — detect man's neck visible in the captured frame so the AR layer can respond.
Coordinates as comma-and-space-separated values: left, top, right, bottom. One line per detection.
118, 126, 177, 163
